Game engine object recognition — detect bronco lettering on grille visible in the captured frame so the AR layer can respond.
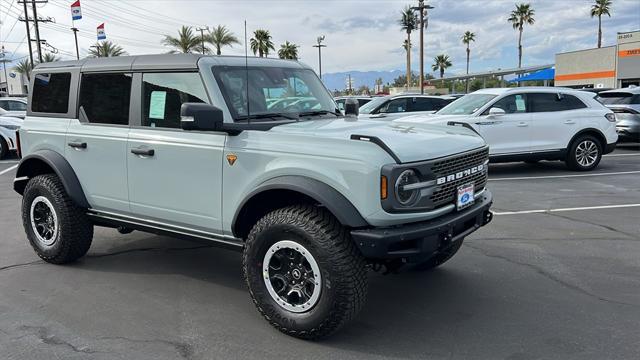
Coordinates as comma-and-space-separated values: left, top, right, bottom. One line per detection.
436, 164, 486, 185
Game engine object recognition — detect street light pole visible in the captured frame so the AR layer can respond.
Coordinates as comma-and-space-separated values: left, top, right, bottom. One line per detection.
412, 0, 434, 94
313, 35, 326, 80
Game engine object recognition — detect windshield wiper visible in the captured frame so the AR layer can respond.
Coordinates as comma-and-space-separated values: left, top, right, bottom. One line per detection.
298, 110, 341, 118
237, 113, 300, 121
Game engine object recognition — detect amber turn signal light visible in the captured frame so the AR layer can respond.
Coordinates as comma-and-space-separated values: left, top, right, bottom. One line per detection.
380, 175, 388, 200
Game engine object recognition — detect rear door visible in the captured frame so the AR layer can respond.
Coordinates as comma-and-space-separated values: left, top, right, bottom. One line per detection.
528, 92, 586, 151
65, 72, 132, 212
127, 72, 225, 232
475, 93, 532, 154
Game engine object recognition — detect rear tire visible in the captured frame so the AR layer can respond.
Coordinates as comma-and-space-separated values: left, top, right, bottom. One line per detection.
412, 238, 464, 271
243, 205, 367, 340
22, 174, 93, 264
566, 135, 602, 171
0, 137, 8, 159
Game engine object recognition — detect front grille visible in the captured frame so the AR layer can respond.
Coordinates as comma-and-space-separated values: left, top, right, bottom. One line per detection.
430, 147, 489, 207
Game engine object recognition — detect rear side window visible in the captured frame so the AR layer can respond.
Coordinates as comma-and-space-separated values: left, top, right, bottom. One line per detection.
528, 93, 586, 112
410, 98, 434, 112
79, 73, 132, 125
31, 72, 71, 113
380, 98, 408, 113
142, 72, 207, 129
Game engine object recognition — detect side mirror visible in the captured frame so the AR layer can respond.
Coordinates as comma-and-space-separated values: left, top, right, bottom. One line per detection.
180, 103, 224, 131
344, 98, 359, 117
488, 107, 506, 117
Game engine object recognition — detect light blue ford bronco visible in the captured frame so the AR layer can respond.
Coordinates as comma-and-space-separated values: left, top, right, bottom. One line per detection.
14, 54, 493, 339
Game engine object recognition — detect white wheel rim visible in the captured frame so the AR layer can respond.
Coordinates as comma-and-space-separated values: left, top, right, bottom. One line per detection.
576, 140, 598, 167
30, 196, 59, 247
263, 240, 322, 313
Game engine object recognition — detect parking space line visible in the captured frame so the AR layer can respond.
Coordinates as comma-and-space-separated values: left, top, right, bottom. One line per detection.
603, 153, 640, 157
0, 164, 18, 177
493, 203, 640, 215
489, 170, 640, 181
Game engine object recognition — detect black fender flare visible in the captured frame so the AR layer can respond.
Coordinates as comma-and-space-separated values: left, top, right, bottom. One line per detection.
232, 175, 369, 236
14, 149, 90, 208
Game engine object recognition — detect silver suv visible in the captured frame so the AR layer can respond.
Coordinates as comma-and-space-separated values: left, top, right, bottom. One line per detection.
14, 54, 493, 339
598, 87, 640, 142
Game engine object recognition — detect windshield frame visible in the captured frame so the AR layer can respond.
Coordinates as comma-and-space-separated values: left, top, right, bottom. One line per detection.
211, 65, 338, 122
435, 93, 498, 116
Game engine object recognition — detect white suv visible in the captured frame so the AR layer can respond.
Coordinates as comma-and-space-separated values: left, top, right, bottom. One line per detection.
396, 87, 618, 171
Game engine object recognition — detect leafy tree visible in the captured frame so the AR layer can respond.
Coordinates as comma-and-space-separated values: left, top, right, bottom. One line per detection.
14, 58, 33, 81
462, 31, 476, 92
399, 6, 418, 89
207, 25, 241, 55
431, 54, 452, 78
278, 41, 299, 60
250, 29, 275, 57
508, 3, 535, 68
591, 0, 612, 48
41, 53, 60, 63
88, 41, 127, 57
163, 26, 203, 54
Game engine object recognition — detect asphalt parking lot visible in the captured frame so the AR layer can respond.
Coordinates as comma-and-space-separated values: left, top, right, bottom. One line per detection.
0, 144, 639, 360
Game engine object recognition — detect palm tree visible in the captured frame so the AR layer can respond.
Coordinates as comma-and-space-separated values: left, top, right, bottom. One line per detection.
88, 41, 127, 57
591, 0, 612, 48
14, 58, 33, 81
431, 54, 452, 79
41, 53, 60, 63
508, 3, 535, 68
462, 31, 476, 93
207, 25, 241, 55
250, 29, 275, 57
162, 26, 202, 54
399, 6, 418, 90
278, 41, 299, 60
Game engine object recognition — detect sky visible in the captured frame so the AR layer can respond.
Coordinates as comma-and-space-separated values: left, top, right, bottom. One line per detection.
0, 0, 639, 77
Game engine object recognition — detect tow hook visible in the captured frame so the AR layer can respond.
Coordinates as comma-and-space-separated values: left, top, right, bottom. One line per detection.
482, 211, 494, 226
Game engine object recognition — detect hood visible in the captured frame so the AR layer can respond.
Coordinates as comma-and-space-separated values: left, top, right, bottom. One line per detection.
269, 117, 486, 163
393, 113, 472, 126
0, 116, 24, 127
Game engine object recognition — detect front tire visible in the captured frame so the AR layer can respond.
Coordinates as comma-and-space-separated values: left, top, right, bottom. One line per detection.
22, 174, 93, 264
566, 135, 602, 171
243, 205, 367, 340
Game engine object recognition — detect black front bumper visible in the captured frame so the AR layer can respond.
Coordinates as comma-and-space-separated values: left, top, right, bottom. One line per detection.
351, 190, 493, 261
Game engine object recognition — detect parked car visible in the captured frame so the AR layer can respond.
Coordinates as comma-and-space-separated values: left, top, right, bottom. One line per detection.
334, 96, 372, 111
14, 54, 494, 339
395, 87, 617, 171
0, 97, 27, 119
597, 87, 640, 142
357, 94, 455, 121
0, 115, 22, 159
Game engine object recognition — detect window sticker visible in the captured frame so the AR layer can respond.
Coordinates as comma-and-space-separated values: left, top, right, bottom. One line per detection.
149, 91, 167, 120
515, 95, 526, 111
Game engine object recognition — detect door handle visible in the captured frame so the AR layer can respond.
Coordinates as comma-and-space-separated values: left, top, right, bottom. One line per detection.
564, 120, 576, 124
68, 141, 87, 149
131, 148, 155, 157
517, 122, 528, 127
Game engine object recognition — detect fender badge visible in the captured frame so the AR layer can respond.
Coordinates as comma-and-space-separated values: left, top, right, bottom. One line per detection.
226, 154, 237, 166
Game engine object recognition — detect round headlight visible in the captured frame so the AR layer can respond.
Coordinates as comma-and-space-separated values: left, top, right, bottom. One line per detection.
395, 169, 420, 205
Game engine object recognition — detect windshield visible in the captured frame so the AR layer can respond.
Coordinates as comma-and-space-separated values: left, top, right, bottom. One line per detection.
359, 96, 388, 114
597, 92, 639, 105
436, 94, 497, 115
212, 66, 337, 120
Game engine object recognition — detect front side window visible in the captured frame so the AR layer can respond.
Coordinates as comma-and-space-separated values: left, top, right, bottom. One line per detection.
212, 66, 336, 120
409, 98, 434, 112
32, 72, 71, 113
9, 101, 27, 111
490, 94, 528, 114
380, 98, 408, 113
79, 73, 132, 125
528, 93, 586, 112
142, 72, 207, 129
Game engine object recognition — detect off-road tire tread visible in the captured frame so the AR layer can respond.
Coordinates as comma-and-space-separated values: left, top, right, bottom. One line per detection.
243, 204, 367, 340
22, 174, 93, 264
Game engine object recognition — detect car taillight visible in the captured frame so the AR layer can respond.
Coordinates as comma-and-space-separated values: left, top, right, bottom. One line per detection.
605, 113, 616, 122
15, 130, 21, 158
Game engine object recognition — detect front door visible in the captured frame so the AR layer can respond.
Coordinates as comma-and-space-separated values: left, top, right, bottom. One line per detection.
65, 72, 132, 212
475, 93, 532, 155
127, 72, 225, 232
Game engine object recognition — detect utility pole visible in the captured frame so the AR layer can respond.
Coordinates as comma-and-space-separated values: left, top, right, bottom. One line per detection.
20, 0, 35, 67
313, 35, 326, 80
1, 47, 10, 96
31, 0, 44, 63
412, 0, 434, 94
19, 1, 50, 64
196, 26, 209, 54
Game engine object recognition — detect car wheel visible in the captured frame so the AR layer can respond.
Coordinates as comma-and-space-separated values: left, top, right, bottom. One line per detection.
412, 238, 464, 271
0, 137, 8, 159
22, 174, 93, 264
566, 135, 602, 171
243, 205, 367, 340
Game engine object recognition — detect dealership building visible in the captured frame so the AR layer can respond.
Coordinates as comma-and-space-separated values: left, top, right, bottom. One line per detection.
555, 30, 640, 89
